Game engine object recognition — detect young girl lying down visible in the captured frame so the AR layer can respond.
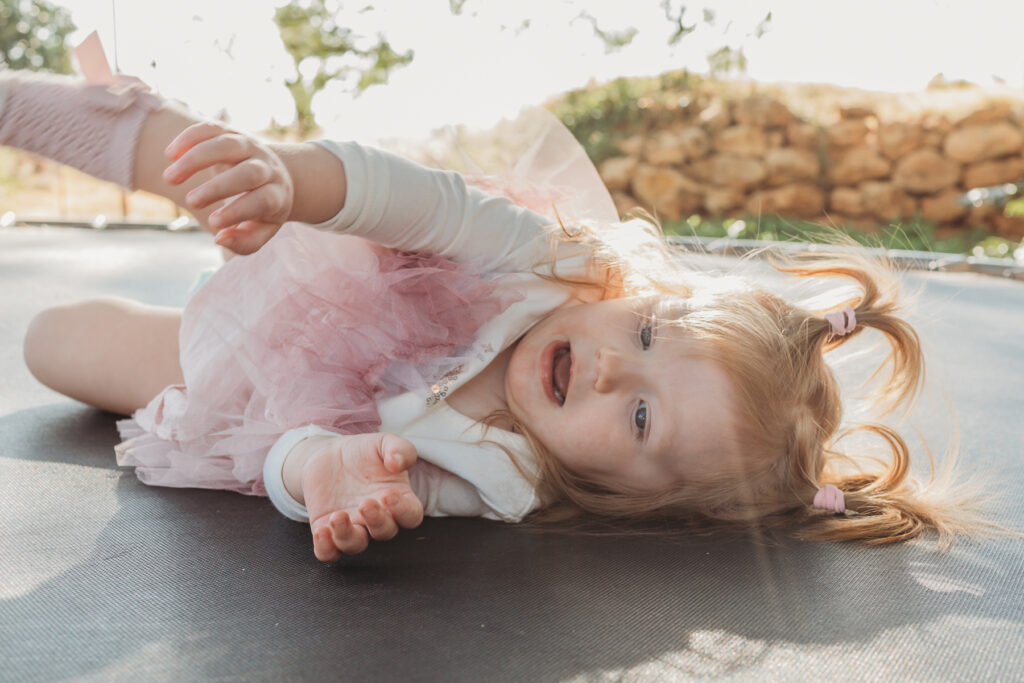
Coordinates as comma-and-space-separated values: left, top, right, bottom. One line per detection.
2, 50, 982, 562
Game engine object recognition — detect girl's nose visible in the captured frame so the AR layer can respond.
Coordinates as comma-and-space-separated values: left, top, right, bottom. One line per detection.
594, 347, 635, 393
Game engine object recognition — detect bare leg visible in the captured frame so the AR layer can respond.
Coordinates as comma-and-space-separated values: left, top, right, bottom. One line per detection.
23, 298, 183, 415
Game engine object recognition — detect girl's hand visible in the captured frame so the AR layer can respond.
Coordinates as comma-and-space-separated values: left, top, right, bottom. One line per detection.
300, 432, 424, 562
163, 121, 294, 255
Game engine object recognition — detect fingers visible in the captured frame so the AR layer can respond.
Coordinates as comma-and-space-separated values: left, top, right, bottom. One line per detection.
164, 121, 233, 163
359, 498, 399, 541
312, 511, 371, 561
379, 433, 418, 474
163, 128, 252, 186
383, 488, 424, 530
312, 525, 341, 563
214, 222, 280, 255
184, 158, 274, 212
161, 122, 293, 254
330, 511, 370, 555
203, 182, 288, 231
309, 492, 422, 562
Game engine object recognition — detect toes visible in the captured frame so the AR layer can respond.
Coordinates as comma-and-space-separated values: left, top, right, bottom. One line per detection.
360, 498, 399, 541
383, 489, 424, 529
329, 511, 370, 555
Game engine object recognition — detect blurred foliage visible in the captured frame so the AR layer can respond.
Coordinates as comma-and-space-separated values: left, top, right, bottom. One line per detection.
706, 46, 747, 78
549, 70, 699, 165
661, 0, 697, 45
550, 5, 771, 163
0, 0, 76, 73
660, 213, 1017, 257
273, 0, 413, 137
576, 12, 639, 53
704, 10, 769, 77
970, 235, 1019, 258
272, 2, 762, 136
1005, 197, 1024, 217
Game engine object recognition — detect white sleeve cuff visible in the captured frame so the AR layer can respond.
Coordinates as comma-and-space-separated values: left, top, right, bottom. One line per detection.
263, 425, 339, 523
307, 139, 372, 233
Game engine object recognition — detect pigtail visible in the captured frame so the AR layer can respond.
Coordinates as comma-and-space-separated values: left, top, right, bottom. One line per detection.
799, 424, 998, 548
772, 253, 924, 416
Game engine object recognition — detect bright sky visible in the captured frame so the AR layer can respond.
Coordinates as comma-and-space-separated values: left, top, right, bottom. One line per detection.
55, 0, 1024, 142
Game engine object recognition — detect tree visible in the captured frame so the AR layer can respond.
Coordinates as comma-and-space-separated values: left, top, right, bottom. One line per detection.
272, 2, 770, 135
0, 0, 76, 73
273, 0, 413, 137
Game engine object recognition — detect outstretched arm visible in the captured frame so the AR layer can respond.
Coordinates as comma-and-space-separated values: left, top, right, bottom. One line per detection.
160, 119, 555, 268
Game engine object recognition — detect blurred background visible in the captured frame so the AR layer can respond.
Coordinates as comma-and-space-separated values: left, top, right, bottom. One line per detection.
2, 0, 1024, 258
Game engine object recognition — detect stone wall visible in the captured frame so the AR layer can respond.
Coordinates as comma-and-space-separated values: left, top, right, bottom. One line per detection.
598, 93, 1024, 238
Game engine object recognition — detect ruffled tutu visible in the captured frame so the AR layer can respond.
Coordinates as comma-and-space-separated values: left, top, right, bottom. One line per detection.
115, 223, 515, 495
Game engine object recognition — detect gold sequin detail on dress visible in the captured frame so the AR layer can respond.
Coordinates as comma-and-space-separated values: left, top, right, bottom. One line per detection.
426, 365, 463, 406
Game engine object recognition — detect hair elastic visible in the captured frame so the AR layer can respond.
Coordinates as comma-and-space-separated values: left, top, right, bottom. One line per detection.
824, 306, 857, 337
813, 484, 846, 514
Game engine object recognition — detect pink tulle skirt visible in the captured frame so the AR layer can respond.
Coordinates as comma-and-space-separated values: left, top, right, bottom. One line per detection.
115, 223, 514, 495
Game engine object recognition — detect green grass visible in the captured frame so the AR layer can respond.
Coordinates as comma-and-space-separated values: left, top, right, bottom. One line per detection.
661, 213, 1020, 258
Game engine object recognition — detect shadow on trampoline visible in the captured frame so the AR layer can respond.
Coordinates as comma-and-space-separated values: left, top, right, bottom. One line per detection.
2, 404, 1021, 680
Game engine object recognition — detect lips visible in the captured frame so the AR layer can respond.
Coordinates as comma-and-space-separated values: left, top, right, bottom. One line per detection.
540, 340, 571, 406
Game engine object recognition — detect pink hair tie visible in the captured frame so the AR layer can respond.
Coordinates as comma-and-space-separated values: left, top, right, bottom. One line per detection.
813, 484, 846, 514
824, 306, 857, 337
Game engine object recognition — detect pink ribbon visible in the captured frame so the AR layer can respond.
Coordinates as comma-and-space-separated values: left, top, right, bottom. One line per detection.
824, 306, 857, 337
813, 484, 846, 514
74, 31, 115, 85
73, 30, 161, 113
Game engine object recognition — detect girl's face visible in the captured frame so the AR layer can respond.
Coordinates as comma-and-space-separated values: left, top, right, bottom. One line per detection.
504, 296, 741, 492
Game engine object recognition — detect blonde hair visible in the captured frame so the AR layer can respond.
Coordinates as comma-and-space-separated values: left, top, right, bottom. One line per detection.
496, 214, 996, 547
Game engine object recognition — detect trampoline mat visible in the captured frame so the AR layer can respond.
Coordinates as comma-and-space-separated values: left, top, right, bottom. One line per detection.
1, 226, 1022, 681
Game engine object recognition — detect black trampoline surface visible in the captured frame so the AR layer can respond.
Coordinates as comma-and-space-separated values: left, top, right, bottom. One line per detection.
1, 226, 1022, 682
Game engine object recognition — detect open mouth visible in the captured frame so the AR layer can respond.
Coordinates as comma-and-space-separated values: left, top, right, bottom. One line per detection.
541, 340, 572, 406
552, 345, 571, 405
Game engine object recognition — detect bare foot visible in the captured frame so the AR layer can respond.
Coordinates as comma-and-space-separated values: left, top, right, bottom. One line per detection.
300, 432, 424, 562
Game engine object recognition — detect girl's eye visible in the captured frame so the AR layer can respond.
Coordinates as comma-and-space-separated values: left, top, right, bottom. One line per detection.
639, 318, 653, 349
634, 400, 648, 435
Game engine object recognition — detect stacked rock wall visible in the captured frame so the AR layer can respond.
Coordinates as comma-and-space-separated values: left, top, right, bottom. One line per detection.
599, 94, 1024, 238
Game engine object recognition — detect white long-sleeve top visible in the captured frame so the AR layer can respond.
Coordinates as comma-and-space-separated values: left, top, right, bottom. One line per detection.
262, 139, 595, 523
